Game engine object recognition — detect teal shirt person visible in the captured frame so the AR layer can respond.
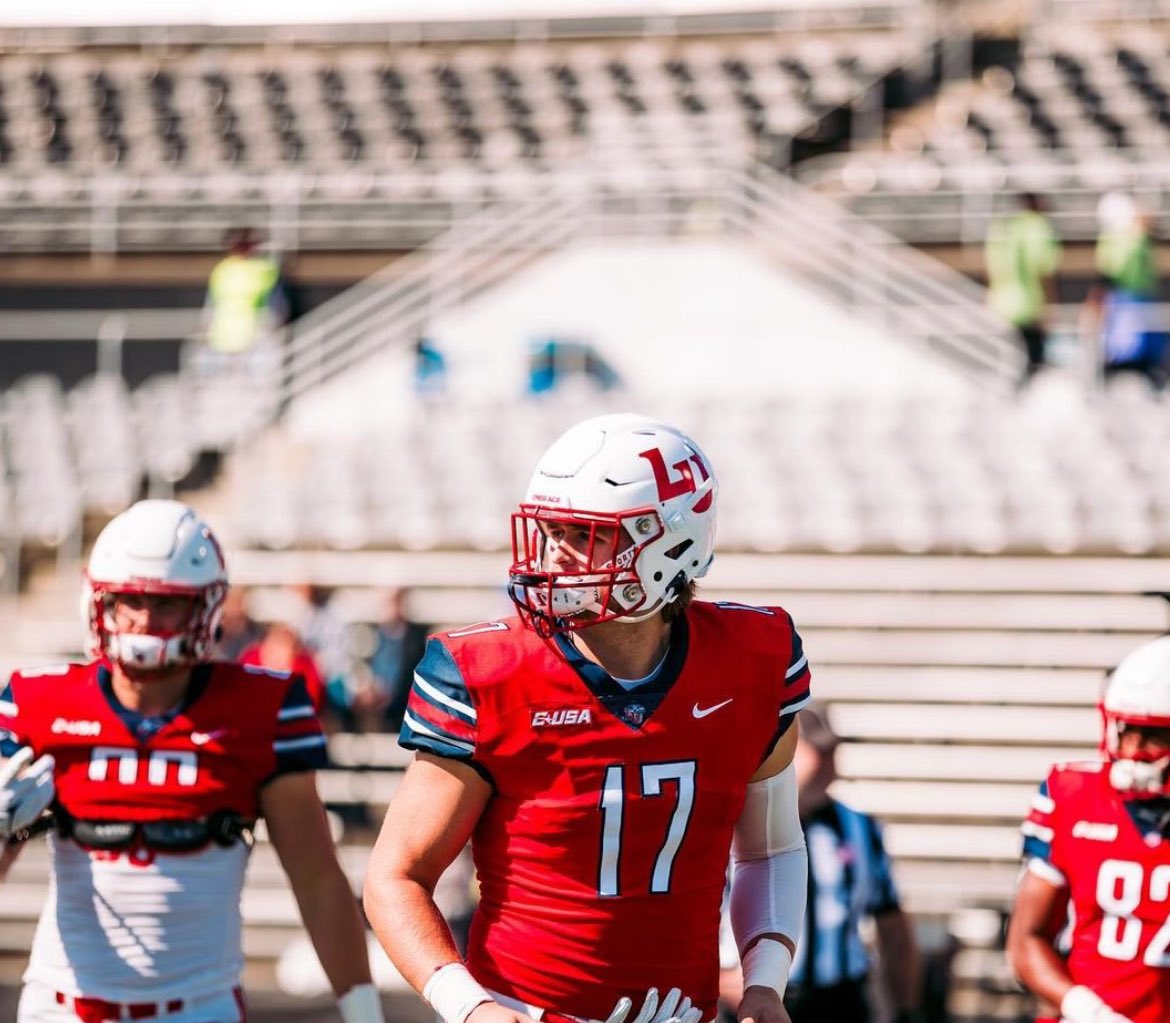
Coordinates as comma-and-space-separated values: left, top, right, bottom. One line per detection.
986, 202, 1062, 328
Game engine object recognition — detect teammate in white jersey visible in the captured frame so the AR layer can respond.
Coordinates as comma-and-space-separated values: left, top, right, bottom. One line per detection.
0, 500, 384, 1023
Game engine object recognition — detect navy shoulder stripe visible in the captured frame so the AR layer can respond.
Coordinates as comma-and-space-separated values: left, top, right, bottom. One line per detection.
400, 638, 477, 761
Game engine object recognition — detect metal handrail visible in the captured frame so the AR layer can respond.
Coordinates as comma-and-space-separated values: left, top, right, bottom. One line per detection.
268, 155, 1016, 418
727, 162, 1018, 385
278, 185, 589, 403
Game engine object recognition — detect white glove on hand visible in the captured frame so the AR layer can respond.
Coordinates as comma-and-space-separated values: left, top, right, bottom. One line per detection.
597, 987, 703, 1023
1060, 985, 1135, 1023
0, 746, 55, 844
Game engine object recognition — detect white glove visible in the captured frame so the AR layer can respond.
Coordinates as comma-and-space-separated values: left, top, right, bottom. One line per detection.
0, 746, 55, 844
1060, 985, 1135, 1023
597, 987, 703, 1023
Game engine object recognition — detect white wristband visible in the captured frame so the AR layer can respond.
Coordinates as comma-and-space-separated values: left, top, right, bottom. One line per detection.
741, 938, 793, 999
423, 963, 494, 1023
1060, 985, 1108, 1023
338, 983, 386, 1023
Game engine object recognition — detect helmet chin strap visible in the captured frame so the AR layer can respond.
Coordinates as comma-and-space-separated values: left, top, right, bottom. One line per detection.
107, 633, 189, 672
1111, 756, 1170, 795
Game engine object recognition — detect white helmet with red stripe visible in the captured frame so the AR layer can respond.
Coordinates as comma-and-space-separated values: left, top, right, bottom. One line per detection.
1103, 635, 1170, 797
83, 499, 228, 669
508, 413, 718, 636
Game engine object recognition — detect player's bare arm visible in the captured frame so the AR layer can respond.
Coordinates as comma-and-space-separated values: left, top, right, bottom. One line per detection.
362, 753, 531, 1021
874, 908, 922, 1020
1006, 868, 1076, 1011
262, 770, 377, 1009
733, 723, 802, 1023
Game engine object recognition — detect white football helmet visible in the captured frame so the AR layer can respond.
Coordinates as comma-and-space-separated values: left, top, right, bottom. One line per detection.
83, 500, 228, 670
1102, 636, 1170, 797
509, 413, 718, 636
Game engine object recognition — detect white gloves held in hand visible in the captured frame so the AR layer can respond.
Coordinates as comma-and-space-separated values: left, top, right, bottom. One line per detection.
1060, 985, 1135, 1023
0, 746, 55, 844
597, 987, 703, 1023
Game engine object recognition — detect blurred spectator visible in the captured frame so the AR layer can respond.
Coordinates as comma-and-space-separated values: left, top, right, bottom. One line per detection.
414, 336, 448, 396
202, 227, 284, 365
786, 705, 921, 1023
352, 587, 430, 732
1096, 192, 1157, 298
526, 336, 621, 395
1089, 193, 1166, 389
293, 583, 355, 725
240, 621, 326, 713
214, 585, 263, 661
985, 192, 1062, 387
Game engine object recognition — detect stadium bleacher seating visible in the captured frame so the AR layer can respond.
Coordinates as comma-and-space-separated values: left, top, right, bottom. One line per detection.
0, 28, 921, 253
216, 382, 1170, 557
800, 22, 1170, 242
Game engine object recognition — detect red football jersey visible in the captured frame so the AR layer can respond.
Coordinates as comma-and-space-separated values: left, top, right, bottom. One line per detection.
401, 601, 812, 1020
0, 660, 326, 824
1023, 762, 1170, 1023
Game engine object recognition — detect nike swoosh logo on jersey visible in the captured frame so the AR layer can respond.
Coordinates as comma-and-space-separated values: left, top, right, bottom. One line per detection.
692, 699, 733, 718
191, 728, 229, 746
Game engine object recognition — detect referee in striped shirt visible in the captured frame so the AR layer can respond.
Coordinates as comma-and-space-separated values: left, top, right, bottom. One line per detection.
785, 705, 921, 1023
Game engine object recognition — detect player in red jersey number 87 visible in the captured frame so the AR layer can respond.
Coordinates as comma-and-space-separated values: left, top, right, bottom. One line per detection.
1008, 635, 1170, 1023
364, 413, 814, 1023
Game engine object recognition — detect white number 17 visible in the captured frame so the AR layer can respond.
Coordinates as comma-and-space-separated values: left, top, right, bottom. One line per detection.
597, 760, 697, 897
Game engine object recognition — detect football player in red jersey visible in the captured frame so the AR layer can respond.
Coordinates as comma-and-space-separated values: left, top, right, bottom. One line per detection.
0, 499, 384, 1023
1008, 635, 1170, 1023
364, 414, 812, 1023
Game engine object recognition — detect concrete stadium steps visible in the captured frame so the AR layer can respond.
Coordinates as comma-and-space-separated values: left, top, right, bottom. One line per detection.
837, 740, 1091, 781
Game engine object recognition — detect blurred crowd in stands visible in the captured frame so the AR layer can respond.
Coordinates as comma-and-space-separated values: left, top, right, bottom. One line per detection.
215, 583, 429, 735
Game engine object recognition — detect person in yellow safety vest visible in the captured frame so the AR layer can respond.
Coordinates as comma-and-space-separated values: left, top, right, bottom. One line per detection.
204, 228, 282, 355
985, 192, 1062, 387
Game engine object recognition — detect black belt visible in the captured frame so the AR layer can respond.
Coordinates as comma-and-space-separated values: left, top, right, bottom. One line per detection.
54, 809, 255, 853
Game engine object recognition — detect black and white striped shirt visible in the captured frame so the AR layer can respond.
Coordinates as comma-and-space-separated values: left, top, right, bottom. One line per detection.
791, 798, 901, 990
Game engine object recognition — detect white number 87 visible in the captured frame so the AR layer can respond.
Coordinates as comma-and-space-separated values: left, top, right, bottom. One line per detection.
1097, 859, 1170, 965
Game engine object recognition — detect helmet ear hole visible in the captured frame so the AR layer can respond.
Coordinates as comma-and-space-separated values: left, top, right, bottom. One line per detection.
665, 571, 689, 600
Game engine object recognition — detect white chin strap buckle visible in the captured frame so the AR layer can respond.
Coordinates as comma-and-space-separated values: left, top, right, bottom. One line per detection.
1111, 757, 1170, 795
110, 633, 181, 670
549, 584, 601, 616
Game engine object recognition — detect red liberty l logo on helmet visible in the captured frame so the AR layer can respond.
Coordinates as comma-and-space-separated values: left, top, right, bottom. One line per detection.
638, 448, 713, 512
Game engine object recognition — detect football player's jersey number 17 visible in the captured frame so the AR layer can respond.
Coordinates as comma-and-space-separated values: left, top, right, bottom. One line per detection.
597, 759, 696, 897
1098, 858, 1170, 965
